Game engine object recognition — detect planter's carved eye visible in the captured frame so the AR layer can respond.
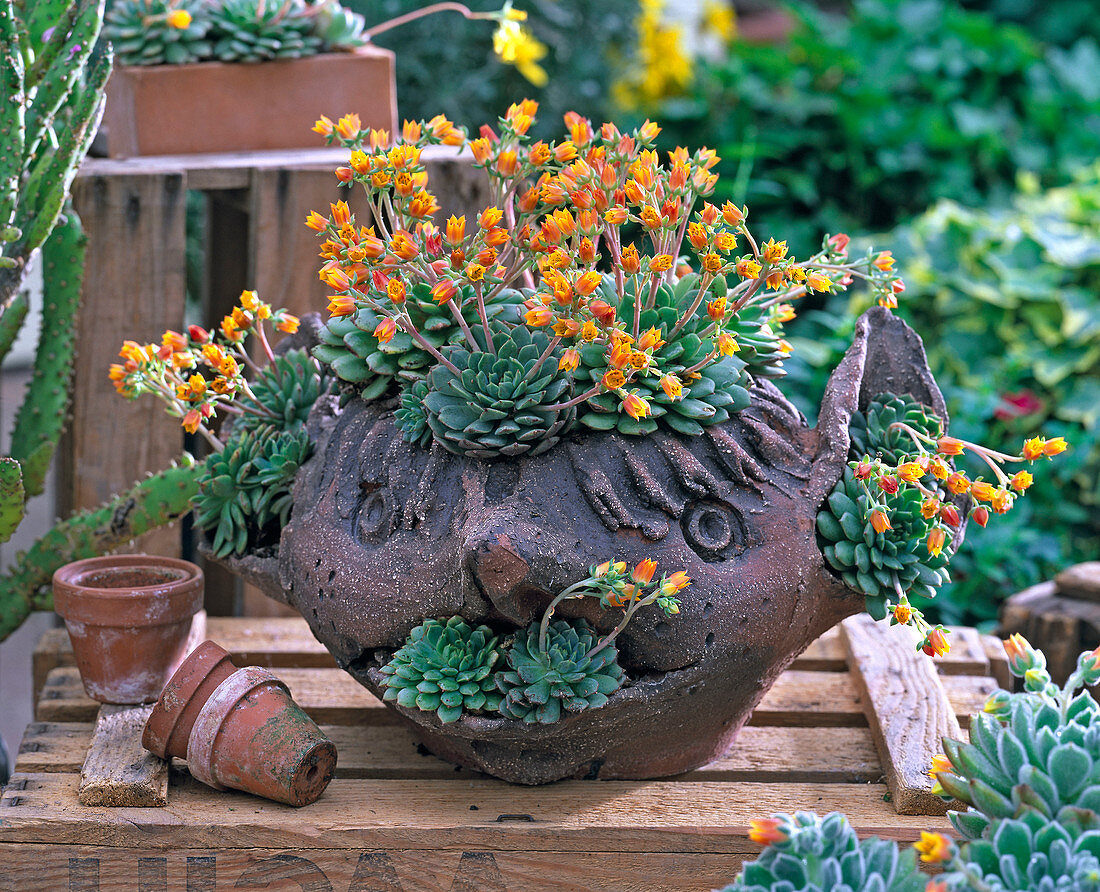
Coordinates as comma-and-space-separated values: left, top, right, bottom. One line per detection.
681, 499, 748, 562
356, 487, 394, 543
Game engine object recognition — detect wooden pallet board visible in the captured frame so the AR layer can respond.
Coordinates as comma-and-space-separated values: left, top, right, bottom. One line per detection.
1, 617, 1009, 891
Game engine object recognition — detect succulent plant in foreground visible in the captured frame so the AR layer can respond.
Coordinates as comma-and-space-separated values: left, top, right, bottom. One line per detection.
209, 0, 321, 62
849, 392, 945, 466
193, 427, 311, 557
934, 635, 1100, 843
104, 0, 212, 66
235, 348, 333, 435
394, 379, 432, 449
379, 617, 504, 723
722, 811, 926, 892
312, 284, 522, 399
817, 467, 952, 618
576, 275, 751, 437
496, 619, 625, 724
424, 326, 575, 459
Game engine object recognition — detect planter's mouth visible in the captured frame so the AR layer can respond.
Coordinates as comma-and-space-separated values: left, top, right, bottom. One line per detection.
71, 566, 190, 591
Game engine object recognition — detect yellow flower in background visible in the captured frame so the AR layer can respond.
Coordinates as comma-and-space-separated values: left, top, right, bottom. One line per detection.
701, 0, 736, 43
612, 0, 692, 110
493, 19, 549, 87
166, 9, 191, 29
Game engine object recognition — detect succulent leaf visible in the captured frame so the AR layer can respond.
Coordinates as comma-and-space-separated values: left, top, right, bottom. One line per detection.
104, 0, 212, 66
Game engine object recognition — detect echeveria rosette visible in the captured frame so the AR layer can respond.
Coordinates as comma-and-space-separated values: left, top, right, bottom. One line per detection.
576, 276, 751, 437
209, 0, 321, 62
849, 392, 944, 466
311, 283, 522, 398
379, 617, 504, 723
722, 811, 925, 892
193, 427, 312, 558
940, 811, 1100, 891
234, 349, 334, 435
937, 688, 1100, 842
423, 326, 575, 460
104, 0, 213, 66
816, 468, 951, 617
394, 379, 432, 449
310, 1, 367, 51
496, 619, 625, 725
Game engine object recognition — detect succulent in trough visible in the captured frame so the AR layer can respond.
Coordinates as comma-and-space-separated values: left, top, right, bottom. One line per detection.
496, 619, 625, 724
379, 617, 505, 723
423, 326, 575, 459
209, 0, 321, 62
104, 0, 213, 66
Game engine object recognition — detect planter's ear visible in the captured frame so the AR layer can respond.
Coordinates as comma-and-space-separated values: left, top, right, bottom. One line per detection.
810, 306, 947, 503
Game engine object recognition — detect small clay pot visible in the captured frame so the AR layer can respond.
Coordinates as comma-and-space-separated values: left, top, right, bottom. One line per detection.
53, 555, 204, 704
144, 643, 336, 806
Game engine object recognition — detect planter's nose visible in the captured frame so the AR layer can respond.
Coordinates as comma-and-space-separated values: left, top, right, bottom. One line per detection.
464, 528, 540, 625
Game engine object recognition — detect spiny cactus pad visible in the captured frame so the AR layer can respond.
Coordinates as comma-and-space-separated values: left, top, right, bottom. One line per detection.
723, 812, 925, 892
379, 617, 505, 723
817, 467, 951, 617
311, 283, 521, 398
424, 326, 575, 460
577, 276, 751, 437
104, 0, 212, 66
496, 619, 625, 724
235, 348, 332, 435
209, 0, 321, 62
849, 392, 944, 466
193, 427, 311, 558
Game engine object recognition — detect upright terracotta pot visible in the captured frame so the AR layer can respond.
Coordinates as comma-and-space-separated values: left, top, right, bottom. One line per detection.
145, 642, 337, 806
53, 555, 203, 704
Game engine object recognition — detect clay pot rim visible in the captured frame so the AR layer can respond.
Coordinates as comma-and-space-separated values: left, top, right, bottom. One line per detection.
54, 554, 201, 594
53, 555, 204, 628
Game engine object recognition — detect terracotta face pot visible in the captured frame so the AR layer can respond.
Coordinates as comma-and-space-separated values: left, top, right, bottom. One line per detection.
53, 555, 204, 704
237, 308, 955, 783
144, 642, 337, 807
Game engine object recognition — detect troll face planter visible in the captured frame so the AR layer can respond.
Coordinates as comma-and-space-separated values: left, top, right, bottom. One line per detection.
115, 108, 1059, 784
235, 308, 945, 783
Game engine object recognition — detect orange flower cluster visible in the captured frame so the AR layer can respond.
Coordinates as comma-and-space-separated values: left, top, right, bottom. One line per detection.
306, 100, 903, 423
110, 290, 299, 449
857, 422, 1066, 657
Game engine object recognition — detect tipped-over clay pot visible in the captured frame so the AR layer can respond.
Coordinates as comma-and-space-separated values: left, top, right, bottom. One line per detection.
144, 641, 337, 806
234, 307, 955, 784
53, 555, 203, 704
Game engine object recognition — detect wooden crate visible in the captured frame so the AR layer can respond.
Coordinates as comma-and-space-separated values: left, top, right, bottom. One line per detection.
0, 617, 1008, 891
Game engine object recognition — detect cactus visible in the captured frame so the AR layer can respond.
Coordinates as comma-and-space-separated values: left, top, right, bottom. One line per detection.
0, 0, 114, 642
9, 212, 83, 497
0, 455, 204, 640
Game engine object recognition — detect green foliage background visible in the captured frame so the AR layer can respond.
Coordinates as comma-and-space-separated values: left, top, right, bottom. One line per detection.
343, 0, 638, 135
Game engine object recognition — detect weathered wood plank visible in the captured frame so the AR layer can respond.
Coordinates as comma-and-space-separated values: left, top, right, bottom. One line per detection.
78, 705, 167, 807
15, 721, 884, 785
840, 615, 962, 816
0, 773, 944, 852
0, 845, 756, 892
981, 634, 1011, 690
66, 173, 188, 558
34, 662, 993, 729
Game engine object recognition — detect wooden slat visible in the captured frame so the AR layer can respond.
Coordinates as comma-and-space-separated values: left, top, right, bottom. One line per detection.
981, 634, 1011, 690
0, 772, 942, 852
0, 845, 753, 892
16, 721, 884, 785
77, 705, 167, 807
840, 615, 962, 816
77, 145, 474, 192
32, 662, 996, 732
66, 172, 187, 557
